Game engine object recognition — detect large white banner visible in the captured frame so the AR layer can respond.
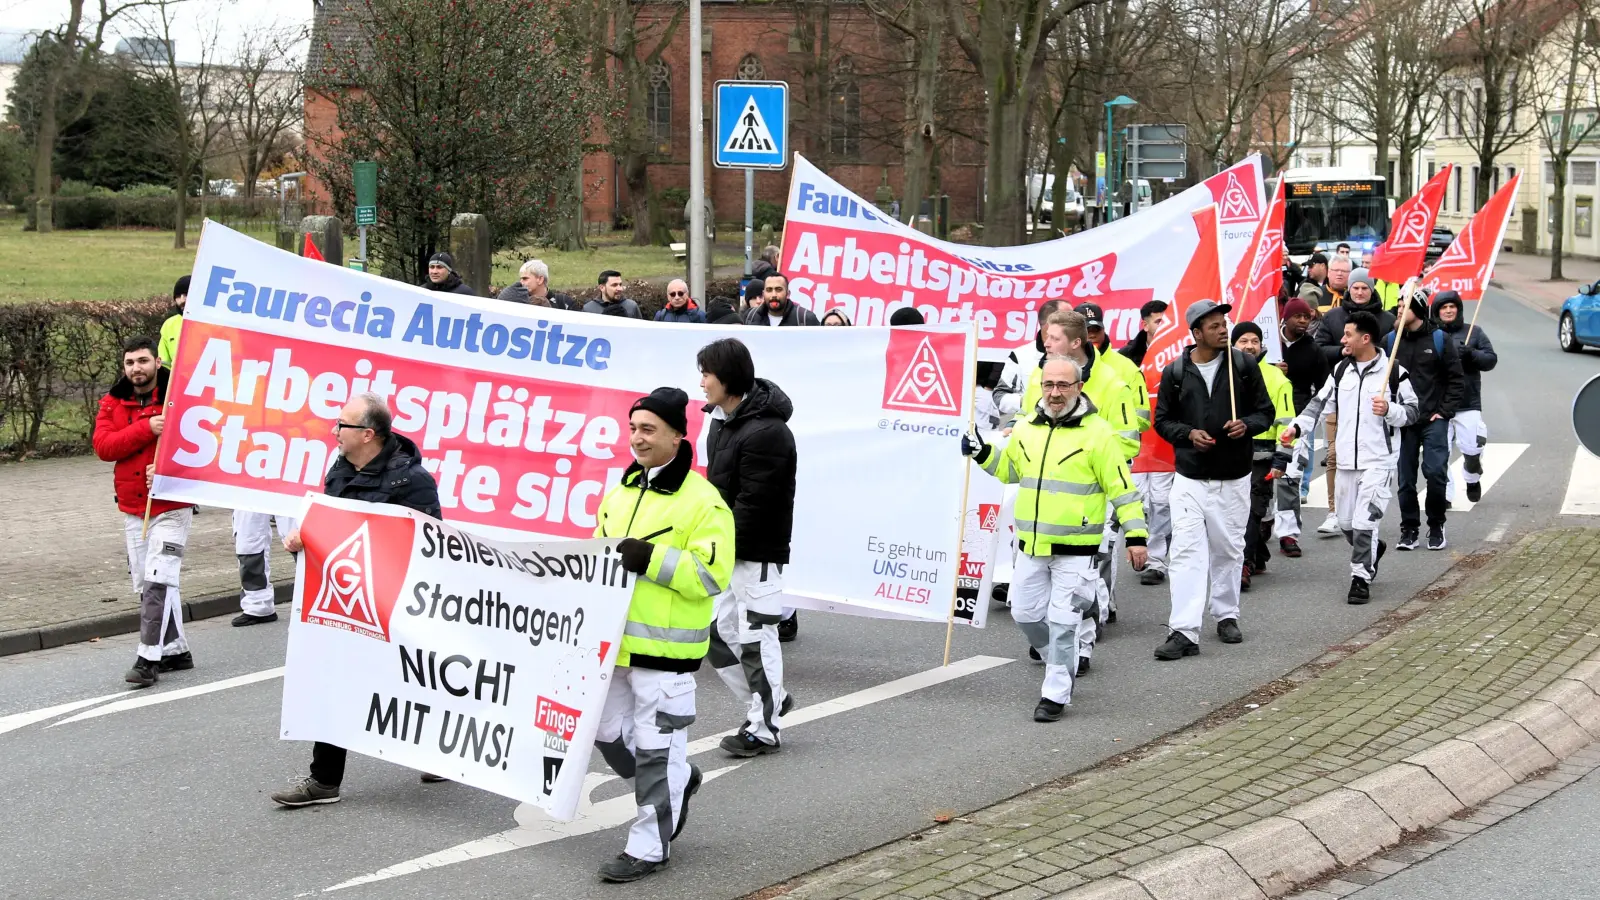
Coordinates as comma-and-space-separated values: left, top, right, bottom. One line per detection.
280, 495, 630, 818
155, 223, 974, 622
780, 154, 1266, 358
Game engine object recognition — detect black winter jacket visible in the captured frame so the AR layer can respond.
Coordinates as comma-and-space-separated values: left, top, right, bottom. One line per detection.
1388, 320, 1464, 421
324, 433, 443, 518
703, 379, 798, 563
1432, 298, 1497, 412
1280, 329, 1329, 412
425, 273, 478, 296
743, 299, 820, 327
1313, 298, 1395, 367
1153, 347, 1276, 481
1119, 330, 1151, 367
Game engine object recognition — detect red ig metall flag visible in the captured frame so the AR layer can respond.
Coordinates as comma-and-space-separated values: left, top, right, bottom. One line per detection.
1225, 178, 1286, 355
1420, 172, 1521, 301
1366, 165, 1451, 284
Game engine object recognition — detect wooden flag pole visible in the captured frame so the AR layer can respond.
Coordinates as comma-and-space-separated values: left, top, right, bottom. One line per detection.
1379, 277, 1422, 387
943, 323, 981, 667
1463, 292, 1487, 345
1226, 316, 1238, 422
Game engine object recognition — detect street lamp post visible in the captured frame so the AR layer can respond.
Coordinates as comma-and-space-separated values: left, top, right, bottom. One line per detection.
688, 0, 706, 303
1104, 95, 1137, 223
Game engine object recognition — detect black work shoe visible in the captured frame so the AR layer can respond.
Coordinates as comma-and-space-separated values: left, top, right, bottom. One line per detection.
720, 729, 780, 758
1348, 577, 1371, 604
158, 651, 193, 672
672, 764, 702, 840
1240, 563, 1252, 593
1033, 698, 1066, 722
780, 693, 795, 717
125, 657, 159, 687
598, 853, 666, 883
232, 611, 279, 627
1280, 537, 1302, 558
1027, 645, 1042, 662
1217, 619, 1243, 644
1153, 631, 1199, 660
1397, 528, 1420, 551
1375, 539, 1388, 576
1106, 608, 1117, 625
420, 773, 449, 783
1140, 568, 1166, 585
1427, 525, 1447, 551
777, 613, 798, 643
270, 776, 341, 807
1076, 657, 1091, 677
1467, 482, 1481, 502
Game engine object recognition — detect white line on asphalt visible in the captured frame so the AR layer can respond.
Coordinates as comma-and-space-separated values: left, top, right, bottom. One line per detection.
48, 668, 285, 727
1561, 447, 1600, 516
1485, 520, 1510, 542
0, 690, 130, 737
323, 654, 1015, 892
1301, 442, 1528, 511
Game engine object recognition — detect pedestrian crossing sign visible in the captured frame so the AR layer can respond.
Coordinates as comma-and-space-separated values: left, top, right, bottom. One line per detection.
715, 81, 788, 169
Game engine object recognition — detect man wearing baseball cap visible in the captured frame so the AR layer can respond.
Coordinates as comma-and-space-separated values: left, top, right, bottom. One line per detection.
591, 387, 735, 882
1151, 300, 1275, 660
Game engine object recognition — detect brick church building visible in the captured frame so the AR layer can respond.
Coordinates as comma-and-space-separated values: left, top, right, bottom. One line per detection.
303, 0, 987, 231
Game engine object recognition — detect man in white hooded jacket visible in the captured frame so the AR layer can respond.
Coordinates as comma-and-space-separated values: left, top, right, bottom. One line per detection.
1279, 311, 1418, 605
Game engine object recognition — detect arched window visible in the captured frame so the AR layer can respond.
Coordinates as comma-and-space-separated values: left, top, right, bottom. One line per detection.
830, 56, 860, 158
648, 60, 672, 154
736, 53, 765, 81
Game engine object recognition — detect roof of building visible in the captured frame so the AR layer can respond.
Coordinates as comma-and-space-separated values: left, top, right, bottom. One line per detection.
307, 0, 368, 87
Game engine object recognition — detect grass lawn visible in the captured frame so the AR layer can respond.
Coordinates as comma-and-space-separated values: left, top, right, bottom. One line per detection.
0, 213, 750, 303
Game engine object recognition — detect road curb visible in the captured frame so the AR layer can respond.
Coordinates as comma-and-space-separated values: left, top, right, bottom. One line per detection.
1049, 647, 1600, 900
0, 581, 293, 658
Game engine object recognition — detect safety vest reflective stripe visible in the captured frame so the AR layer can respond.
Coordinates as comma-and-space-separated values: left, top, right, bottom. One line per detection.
653, 547, 724, 597
1033, 521, 1106, 536
1120, 517, 1148, 533
1019, 476, 1101, 494
624, 621, 711, 643
1109, 490, 1140, 507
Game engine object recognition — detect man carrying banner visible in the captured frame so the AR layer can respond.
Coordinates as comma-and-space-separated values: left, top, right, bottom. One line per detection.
963, 356, 1147, 722
270, 394, 443, 807
1281, 312, 1419, 603
1231, 323, 1294, 592
993, 299, 1065, 419
1152, 300, 1275, 660
697, 338, 797, 757
1431, 291, 1497, 504
95, 337, 192, 687
591, 387, 734, 882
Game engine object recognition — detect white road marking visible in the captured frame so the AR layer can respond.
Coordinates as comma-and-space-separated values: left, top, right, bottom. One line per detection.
1561, 447, 1600, 516
1301, 442, 1528, 511
323, 654, 1014, 892
0, 690, 129, 737
49, 668, 284, 727
1485, 520, 1510, 542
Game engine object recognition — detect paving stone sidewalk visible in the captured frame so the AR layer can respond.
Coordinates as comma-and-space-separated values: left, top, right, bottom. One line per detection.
762, 527, 1600, 900
0, 455, 294, 646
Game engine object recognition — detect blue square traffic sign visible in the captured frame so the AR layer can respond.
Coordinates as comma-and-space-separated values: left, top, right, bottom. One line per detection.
714, 81, 788, 169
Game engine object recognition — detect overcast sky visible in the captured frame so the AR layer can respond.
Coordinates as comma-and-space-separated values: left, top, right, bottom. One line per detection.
2, 0, 311, 64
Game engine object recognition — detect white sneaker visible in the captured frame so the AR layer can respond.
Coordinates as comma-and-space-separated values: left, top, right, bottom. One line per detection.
1317, 514, 1341, 536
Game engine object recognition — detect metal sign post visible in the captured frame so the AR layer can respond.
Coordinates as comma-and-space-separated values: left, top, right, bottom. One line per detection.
689, 0, 706, 303
745, 168, 754, 276
353, 160, 377, 266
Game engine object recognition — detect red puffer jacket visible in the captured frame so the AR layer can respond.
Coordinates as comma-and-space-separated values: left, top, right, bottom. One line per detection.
94, 367, 186, 517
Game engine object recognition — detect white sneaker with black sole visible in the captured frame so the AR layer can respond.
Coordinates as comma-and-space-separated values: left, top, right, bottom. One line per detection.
1317, 514, 1341, 536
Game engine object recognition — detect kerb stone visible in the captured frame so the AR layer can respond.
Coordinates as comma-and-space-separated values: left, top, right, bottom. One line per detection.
1282, 789, 1400, 867
1206, 816, 1336, 897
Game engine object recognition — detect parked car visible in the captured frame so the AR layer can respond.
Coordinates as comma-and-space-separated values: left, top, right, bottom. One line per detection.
1559, 280, 1600, 352
1426, 225, 1455, 264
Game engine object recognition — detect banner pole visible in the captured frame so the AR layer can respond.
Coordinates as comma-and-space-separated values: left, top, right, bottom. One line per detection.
144, 219, 208, 540
1381, 277, 1421, 388
943, 322, 981, 667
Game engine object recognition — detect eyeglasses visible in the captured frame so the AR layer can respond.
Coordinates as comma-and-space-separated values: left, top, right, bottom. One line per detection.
334, 421, 372, 434
1041, 381, 1081, 392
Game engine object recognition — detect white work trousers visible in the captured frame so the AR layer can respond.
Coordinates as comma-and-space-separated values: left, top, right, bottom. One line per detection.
1167, 474, 1249, 643
123, 509, 192, 662
1133, 472, 1173, 574
593, 666, 696, 863
1447, 410, 1487, 502
709, 560, 788, 745
1273, 464, 1302, 539
1011, 553, 1098, 705
1335, 467, 1394, 581
234, 510, 298, 616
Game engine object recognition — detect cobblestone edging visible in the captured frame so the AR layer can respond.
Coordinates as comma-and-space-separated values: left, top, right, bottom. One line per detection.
758, 528, 1600, 900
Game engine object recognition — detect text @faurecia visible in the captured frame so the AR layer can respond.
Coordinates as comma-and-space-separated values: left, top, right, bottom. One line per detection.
200, 266, 613, 371
879, 419, 962, 437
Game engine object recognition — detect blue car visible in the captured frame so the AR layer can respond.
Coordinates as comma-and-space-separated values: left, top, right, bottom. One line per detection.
1560, 281, 1600, 352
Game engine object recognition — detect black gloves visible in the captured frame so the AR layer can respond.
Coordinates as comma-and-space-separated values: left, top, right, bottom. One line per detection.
961, 428, 989, 463
617, 538, 653, 574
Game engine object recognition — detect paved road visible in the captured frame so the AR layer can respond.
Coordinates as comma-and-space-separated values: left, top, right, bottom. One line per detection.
0, 291, 1594, 900
1345, 767, 1600, 899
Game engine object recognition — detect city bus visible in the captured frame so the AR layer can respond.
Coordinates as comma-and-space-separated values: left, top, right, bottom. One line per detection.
1277, 167, 1396, 264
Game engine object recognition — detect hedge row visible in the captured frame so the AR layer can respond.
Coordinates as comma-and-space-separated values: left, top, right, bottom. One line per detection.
23, 195, 282, 231
0, 299, 171, 456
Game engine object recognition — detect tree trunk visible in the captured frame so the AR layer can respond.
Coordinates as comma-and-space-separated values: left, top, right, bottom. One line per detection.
1552, 169, 1567, 280
31, 68, 61, 235
984, 92, 1028, 246
899, 4, 940, 226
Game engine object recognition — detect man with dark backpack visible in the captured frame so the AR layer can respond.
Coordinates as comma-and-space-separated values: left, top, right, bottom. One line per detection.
1384, 294, 1463, 552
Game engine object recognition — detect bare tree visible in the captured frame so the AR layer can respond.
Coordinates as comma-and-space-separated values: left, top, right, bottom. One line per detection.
1442, 0, 1544, 210
27, 0, 147, 233
609, 0, 684, 246
219, 27, 304, 200
1530, 2, 1600, 278
862, 0, 945, 224
944, 0, 1105, 245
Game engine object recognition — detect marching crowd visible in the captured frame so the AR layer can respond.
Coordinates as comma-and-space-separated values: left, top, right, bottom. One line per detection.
88, 241, 1496, 881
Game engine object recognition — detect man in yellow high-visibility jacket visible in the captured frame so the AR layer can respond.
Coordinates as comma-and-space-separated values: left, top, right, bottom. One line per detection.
593, 387, 735, 883
965, 356, 1148, 722
1232, 322, 1296, 594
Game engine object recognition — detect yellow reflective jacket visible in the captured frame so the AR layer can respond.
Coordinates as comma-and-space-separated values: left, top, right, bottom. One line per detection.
1015, 346, 1140, 460
1255, 360, 1296, 444
595, 441, 733, 671
981, 396, 1147, 557
159, 313, 183, 366
1096, 341, 1151, 434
